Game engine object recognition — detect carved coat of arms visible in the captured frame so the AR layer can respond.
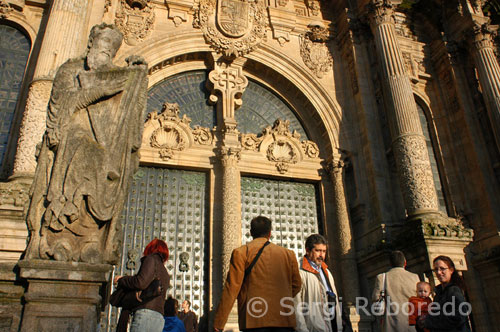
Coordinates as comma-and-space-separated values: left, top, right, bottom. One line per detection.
194, 0, 266, 57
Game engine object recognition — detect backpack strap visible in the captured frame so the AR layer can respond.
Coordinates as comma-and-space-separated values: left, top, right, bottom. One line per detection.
244, 241, 270, 280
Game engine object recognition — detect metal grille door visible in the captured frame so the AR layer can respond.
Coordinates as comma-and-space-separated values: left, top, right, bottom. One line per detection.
101, 167, 208, 331
241, 177, 320, 258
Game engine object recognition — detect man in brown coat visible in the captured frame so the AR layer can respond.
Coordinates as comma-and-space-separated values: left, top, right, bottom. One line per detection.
214, 216, 302, 332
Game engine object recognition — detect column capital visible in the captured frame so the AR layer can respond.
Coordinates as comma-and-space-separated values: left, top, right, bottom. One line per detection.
366, 0, 396, 27
470, 21, 496, 49
219, 146, 241, 167
324, 153, 349, 176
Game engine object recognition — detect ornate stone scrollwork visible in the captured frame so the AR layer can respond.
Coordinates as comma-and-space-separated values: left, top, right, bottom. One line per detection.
115, 0, 155, 45
240, 118, 319, 174
300, 23, 333, 78
0, 0, 13, 18
143, 102, 214, 160
193, 0, 267, 57
305, 0, 320, 16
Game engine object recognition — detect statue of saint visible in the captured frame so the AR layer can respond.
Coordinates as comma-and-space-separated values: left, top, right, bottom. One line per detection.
25, 23, 148, 264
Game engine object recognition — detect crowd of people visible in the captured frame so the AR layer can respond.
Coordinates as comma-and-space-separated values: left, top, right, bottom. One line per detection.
112, 216, 472, 332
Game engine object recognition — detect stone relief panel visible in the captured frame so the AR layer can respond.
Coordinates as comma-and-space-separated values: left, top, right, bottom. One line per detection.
115, 0, 155, 45
299, 24, 333, 78
142, 102, 215, 160
193, 0, 267, 57
240, 118, 319, 174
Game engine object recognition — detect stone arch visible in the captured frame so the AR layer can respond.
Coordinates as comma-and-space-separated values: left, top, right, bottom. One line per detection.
116, 31, 341, 158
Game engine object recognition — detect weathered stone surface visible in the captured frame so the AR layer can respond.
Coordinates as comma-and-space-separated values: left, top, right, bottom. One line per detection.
24, 23, 148, 264
18, 259, 112, 332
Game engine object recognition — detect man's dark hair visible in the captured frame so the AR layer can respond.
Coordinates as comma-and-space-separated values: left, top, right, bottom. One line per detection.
389, 250, 406, 267
164, 296, 179, 317
305, 234, 327, 251
250, 216, 272, 238
185, 299, 191, 308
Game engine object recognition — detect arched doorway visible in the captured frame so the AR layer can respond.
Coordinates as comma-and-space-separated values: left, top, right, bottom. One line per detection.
101, 68, 326, 331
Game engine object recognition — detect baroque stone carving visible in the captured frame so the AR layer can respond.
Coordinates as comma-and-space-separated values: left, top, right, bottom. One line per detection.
366, 0, 395, 26
143, 102, 214, 159
193, 0, 267, 57
208, 62, 248, 119
393, 135, 439, 213
115, 0, 155, 45
0, 180, 30, 207
300, 24, 333, 78
24, 24, 148, 264
0, 0, 13, 18
240, 119, 319, 173
13, 80, 52, 174
305, 0, 320, 16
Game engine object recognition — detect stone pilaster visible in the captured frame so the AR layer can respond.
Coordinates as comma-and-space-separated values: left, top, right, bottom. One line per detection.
469, 22, 500, 152
12, 0, 90, 176
18, 259, 112, 332
367, 0, 439, 217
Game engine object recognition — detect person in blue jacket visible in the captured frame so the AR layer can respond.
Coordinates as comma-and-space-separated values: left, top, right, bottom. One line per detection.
163, 297, 186, 332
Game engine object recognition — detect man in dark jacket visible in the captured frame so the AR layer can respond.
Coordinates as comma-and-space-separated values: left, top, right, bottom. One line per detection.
178, 300, 198, 332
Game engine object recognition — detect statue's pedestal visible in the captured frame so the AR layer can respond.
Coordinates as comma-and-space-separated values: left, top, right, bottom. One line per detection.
18, 259, 112, 332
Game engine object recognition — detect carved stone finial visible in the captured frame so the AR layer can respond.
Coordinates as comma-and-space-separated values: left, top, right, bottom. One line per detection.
208, 61, 248, 120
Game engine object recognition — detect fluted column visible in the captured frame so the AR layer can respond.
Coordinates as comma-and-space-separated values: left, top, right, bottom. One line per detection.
12, 0, 90, 176
470, 22, 500, 151
367, 0, 439, 216
327, 156, 360, 305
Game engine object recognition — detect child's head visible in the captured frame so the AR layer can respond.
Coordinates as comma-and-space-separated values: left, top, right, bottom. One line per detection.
416, 281, 431, 298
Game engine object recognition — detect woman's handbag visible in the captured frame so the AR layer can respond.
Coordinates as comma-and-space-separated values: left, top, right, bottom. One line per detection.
109, 277, 162, 310
109, 256, 163, 310
372, 273, 386, 316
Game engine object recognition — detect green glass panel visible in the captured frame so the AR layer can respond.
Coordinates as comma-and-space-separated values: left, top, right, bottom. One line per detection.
241, 177, 320, 258
102, 167, 208, 331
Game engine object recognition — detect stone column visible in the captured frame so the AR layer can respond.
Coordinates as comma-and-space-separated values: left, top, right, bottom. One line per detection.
367, 0, 439, 217
219, 147, 242, 279
208, 55, 248, 277
18, 259, 112, 332
327, 156, 360, 306
12, 0, 90, 177
469, 22, 500, 151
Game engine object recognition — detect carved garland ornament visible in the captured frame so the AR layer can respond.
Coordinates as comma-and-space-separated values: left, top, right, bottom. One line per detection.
193, 0, 267, 57
144, 102, 214, 160
300, 25, 333, 78
115, 0, 155, 46
240, 119, 319, 174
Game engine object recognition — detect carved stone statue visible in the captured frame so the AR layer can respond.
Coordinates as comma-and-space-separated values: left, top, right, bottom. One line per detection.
24, 23, 148, 264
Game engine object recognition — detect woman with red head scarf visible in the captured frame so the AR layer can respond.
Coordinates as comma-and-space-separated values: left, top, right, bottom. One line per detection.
114, 238, 170, 332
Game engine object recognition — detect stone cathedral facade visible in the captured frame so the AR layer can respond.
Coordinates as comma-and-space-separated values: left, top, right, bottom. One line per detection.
0, 0, 499, 331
